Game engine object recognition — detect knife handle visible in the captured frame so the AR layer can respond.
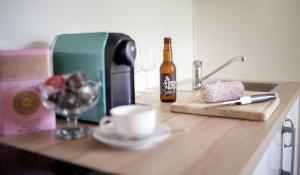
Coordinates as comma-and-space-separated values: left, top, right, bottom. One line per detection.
250, 93, 277, 103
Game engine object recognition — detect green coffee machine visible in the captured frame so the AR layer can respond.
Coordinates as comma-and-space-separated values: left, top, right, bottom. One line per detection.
53, 32, 136, 122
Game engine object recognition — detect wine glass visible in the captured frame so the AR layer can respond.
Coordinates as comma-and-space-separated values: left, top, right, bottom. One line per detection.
134, 52, 142, 74
139, 48, 156, 94
39, 73, 101, 140
134, 52, 143, 96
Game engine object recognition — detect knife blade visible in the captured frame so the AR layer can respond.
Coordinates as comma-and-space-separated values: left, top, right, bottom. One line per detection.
190, 93, 278, 109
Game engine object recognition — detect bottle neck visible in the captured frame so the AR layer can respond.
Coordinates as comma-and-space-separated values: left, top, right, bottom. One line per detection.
163, 42, 172, 62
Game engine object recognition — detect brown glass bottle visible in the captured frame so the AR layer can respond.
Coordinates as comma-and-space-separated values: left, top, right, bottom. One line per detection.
160, 37, 176, 102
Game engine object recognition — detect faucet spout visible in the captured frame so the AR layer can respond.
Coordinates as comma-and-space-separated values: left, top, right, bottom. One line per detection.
202, 56, 246, 81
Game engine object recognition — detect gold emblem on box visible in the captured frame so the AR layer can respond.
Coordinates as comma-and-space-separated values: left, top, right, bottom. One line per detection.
13, 91, 40, 115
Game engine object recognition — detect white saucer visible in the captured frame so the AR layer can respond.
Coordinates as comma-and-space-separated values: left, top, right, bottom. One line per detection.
93, 123, 171, 150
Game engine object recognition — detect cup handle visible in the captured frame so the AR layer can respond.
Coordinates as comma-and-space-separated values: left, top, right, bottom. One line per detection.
99, 116, 114, 134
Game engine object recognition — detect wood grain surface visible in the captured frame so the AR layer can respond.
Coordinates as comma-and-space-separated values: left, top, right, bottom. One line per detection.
0, 81, 300, 175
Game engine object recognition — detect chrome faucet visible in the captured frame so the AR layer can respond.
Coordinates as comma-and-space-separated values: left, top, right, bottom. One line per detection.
193, 56, 246, 90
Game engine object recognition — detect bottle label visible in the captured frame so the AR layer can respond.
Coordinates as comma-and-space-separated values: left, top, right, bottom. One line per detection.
160, 73, 176, 96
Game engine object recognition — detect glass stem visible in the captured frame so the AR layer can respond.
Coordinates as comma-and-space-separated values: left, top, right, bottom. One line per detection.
67, 116, 78, 127
145, 71, 149, 91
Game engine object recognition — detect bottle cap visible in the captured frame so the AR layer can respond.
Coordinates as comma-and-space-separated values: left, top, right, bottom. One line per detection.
164, 37, 171, 43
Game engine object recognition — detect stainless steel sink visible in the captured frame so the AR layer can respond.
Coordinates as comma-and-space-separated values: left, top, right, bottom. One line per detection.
242, 82, 279, 92
177, 80, 279, 92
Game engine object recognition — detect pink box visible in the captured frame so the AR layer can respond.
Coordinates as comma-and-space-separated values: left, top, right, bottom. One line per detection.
0, 49, 56, 136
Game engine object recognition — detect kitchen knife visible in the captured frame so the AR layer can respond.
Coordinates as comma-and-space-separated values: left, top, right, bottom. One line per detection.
190, 93, 278, 109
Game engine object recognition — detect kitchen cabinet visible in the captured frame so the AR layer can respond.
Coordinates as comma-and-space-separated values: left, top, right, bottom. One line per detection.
253, 97, 299, 175
282, 96, 299, 175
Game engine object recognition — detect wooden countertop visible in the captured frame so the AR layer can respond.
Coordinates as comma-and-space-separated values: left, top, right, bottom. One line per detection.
1, 81, 300, 175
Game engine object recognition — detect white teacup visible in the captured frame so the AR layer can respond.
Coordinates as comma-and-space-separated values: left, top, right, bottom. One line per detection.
99, 104, 156, 139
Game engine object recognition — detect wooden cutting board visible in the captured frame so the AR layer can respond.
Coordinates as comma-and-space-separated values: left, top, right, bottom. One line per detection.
171, 92, 280, 121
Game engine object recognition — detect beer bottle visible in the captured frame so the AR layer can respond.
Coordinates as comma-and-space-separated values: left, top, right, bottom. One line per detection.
160, 37, 176, 102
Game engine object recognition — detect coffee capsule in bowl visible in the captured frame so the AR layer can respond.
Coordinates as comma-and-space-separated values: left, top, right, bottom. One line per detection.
66, 72, 88, 90
78, 83, 98, 106
47, 91, 63, 104
57, 91, 81, 110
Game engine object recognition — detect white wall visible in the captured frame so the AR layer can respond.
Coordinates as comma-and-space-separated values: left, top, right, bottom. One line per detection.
0, 0, 194, 90
194, 0, 300, 82
1, 0, 300, 87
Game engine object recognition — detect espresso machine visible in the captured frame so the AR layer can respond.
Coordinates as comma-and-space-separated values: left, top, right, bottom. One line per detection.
53, 32, 136, 122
